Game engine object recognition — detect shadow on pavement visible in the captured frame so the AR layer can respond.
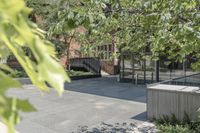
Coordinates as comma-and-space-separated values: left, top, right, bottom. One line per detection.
131, 112, 147, 121
65, 77, 147, 103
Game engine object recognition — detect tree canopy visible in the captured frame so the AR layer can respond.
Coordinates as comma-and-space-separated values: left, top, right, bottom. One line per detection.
25, 0, 200, 63
84, 0, 200, 68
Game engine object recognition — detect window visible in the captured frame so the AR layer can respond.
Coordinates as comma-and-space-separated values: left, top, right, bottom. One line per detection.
97, 44, 113, 60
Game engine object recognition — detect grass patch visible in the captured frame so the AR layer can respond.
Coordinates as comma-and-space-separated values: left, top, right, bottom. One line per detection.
10, 69, 28, 78
10, 69, 94, 78
67, 70, 94, 77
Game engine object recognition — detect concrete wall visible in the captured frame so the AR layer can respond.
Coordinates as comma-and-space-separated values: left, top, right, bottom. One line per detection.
147, 84, 200, 121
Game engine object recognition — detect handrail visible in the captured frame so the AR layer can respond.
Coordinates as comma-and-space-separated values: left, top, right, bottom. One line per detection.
83, 61, 100, 74
161, 73, 200, 83
148, 73, 200, 87
70, 57, 101, 75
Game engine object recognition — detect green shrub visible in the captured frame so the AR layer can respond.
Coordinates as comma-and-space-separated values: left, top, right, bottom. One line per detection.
158, 124, 192, 133
155, 113, 200, 133
67, 70, 94, 76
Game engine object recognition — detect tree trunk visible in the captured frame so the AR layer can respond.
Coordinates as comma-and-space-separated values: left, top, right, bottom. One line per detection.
65, 32, 75, 71
66, 37, 70, 71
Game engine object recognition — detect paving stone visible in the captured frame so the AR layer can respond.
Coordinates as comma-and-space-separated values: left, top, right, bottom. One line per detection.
6, 77, 148, 133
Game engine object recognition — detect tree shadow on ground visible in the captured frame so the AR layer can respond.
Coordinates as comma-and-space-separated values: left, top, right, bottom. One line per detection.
65, 77, 147, 103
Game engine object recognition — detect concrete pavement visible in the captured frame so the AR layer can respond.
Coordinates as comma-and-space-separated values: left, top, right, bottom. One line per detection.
7, 77, 147, 133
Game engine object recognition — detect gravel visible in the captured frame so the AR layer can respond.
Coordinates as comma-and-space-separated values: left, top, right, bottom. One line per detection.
75, 122, 157, 133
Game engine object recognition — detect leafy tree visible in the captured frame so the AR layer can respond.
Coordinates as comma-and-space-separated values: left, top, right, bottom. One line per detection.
92, 0, 200, 69
47, 0, 108, 69
25, 0, 58, 30
0, 0, 69, 132
27, 0, 200, 69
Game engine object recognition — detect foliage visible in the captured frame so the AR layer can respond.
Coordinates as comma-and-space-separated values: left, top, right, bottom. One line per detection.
26, 0, 200, 69
45, 0, 111, 69
12, 69, 28, 78
157, 124, 192, 133
76, 30, 112, 57
115, 0, 200, 65
69, 0, 200, 66
11, 69, 93, 78
155, 113, 200, 133
0, 0, 69, 132
67, 70, 94, 77
25, 0, 58, 30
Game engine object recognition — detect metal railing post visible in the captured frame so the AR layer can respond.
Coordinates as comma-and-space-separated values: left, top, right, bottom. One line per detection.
151, 72, 154, 83
135, 73, 138, 86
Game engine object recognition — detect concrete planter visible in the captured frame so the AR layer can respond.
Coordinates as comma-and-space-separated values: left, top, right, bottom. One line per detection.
147, 84, 200, 121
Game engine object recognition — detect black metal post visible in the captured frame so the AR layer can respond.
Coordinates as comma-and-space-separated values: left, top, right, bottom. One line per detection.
170, 62, 172, 79
122, 54, 125, 79
144, 59, 146, 84
155, 60, 160, 82
183, 57, 187, 83
151, 72, 154, 83
183, 59, 186, 77
132, 54, 135, 84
